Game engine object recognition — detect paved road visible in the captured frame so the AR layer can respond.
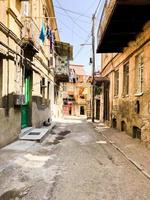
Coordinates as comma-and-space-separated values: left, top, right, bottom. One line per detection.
0, 117, 150, 200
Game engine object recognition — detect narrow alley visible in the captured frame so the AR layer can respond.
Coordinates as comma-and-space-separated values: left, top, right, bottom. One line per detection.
0, 0, 150, 199
0, 117, 150, 200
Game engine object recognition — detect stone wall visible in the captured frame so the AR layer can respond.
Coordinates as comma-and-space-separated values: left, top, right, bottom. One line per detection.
100, 21, 150, 144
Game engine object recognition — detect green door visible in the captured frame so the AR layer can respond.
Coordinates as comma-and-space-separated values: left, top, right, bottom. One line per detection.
21, 76, 30, 129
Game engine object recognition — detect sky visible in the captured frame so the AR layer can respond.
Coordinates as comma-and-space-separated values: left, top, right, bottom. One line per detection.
53, 0, 105, 75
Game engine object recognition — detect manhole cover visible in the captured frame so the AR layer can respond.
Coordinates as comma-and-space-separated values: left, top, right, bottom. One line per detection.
28, 132, 41, 135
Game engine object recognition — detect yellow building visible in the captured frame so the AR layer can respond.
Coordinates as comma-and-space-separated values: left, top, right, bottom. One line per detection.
97, 0, 150, 144
0, 0, 72, 147
63, 64, 92, 117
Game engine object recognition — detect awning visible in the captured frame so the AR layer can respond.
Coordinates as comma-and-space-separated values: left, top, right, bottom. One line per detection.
97, 0, 150, 53
94, 76, 110, 86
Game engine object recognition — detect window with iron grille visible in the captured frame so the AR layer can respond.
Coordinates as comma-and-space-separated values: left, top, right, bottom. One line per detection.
123, 62, 129, 96
135, 53, 144, 94
114, 70, 119, 96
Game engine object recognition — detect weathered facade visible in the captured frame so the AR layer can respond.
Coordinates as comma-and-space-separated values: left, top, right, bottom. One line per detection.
97, 0, 150, 144
54, 41, 73, 119
63, 64, 91, 117
0, 0, 61, 147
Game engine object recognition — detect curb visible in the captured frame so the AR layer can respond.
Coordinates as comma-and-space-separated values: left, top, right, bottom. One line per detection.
94, 125, 150, 180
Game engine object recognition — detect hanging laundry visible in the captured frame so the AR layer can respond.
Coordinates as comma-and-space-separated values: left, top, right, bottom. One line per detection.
39, 20, 46, 43
46, 26, 55, 52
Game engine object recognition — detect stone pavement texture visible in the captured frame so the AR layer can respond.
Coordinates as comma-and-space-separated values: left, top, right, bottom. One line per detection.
94, 122, 150, 179
0, 117, 150, 200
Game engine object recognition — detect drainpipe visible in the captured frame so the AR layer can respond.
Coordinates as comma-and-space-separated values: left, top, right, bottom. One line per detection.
6, 0, 10, 116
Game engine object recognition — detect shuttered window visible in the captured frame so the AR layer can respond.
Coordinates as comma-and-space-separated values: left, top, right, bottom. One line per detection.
123, 62, 129, 95
114, 70, 119, 96
135, 53, 144, 94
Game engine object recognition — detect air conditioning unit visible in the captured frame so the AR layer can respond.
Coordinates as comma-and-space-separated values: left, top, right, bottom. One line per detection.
14, 95, 25, 106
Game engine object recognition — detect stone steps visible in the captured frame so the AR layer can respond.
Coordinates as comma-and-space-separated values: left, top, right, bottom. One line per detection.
19, 123, 56, 142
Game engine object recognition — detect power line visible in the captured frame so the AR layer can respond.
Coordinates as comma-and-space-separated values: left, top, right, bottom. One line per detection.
94, 0, 102, 16
55, 0, 89, 33
84, 0, 100, 15
95, 0, 107, 28
57, 18, 85, 41
74, 34, 91, 60
56, 11, 90, 24
54, 5, 90, 18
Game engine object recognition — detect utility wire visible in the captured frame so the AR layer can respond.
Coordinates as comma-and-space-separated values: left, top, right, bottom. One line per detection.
56, 11, 90, 24
54, 5, 91, 18
85, 0, 99, 13
57, 18, 85, 41
95, 0, 107, 27
94, 0, 102, 16
55, 0, 89, 33
74, 33, 91, 60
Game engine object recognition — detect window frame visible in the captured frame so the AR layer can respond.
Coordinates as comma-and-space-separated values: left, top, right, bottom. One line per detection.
114, 69, 119, 97
135, 52, 144, 96
123, 62, 129, 96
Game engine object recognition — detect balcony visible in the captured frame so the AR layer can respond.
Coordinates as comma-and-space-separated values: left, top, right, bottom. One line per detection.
55, 56, 70, 82
55, 41, 73, 60
21, 17, 39, 57
54, 41, 73, 83
97, 0, 150, 53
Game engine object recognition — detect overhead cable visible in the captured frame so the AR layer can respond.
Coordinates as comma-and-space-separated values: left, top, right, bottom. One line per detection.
74, 34, 91, 60
57, 18, 85, 41
55, 0, 89, 33
56, 11, 90, 24
54, 5, 91, 18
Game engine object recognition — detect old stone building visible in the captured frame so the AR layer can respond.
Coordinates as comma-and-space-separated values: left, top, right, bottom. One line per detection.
63, 64, 91, 117
0, 0, 72, 147
97, 0, 150, 144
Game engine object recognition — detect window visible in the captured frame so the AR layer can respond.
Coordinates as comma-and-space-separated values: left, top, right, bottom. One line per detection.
135, 52, 144, 94
40, 78, 46, 105
50, 57, 53, 66
47, 81, 50, 101
22, 1, 29, 16
0, 59, 2, 107
123, 62, 129, 95
114, 70, 119, 96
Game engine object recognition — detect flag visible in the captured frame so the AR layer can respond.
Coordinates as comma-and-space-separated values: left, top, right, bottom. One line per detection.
39, 20, 46, 43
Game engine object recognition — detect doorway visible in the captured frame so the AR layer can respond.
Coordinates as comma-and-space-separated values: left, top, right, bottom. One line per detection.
69, 107, 72, 115
96, 99, 100, 120
21, 70, 32, 129
103, 82, 110, 121
133, 126, 141, 139
80, 106, 85, 115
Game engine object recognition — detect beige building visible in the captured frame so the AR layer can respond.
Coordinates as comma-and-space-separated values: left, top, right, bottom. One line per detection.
0, 0, 72, 147
63, 64, 91, 117
97, 0, 150, 144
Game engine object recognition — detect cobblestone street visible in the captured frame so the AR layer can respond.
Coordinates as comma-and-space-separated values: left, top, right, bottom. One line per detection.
0, 117, 150, 200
